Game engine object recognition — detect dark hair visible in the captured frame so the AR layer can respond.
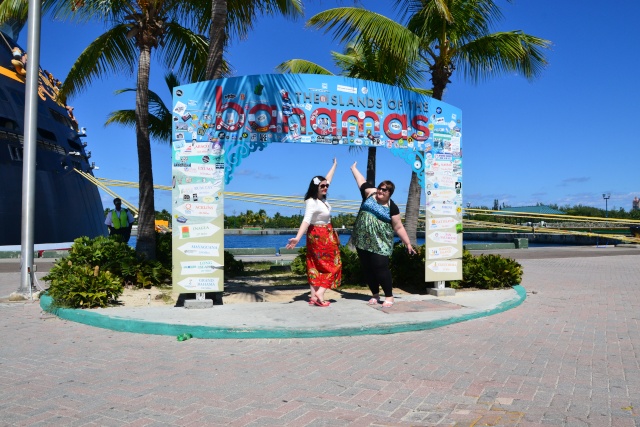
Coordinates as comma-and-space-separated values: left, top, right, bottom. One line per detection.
304, 175, 327, 201
113, 198, 122, 204
378, 180, 395, 196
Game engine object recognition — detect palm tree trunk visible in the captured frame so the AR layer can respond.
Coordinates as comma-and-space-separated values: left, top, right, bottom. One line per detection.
206, 0, 227, 80
366, 146, 376, 186
135, 45, 156, 260
404, 170, 422, 246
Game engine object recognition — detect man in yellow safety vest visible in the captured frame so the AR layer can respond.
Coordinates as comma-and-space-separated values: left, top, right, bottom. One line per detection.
104, 198, 135, 243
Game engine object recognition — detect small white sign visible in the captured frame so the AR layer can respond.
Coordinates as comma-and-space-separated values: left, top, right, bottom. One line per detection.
179, 223, 221, 239
180, 260, 223, 275
427, 203, 456, 216
177, 242, 220, 257
428, 246, 458, 260
428, 217, 457, 230
178, 182, 221, 198
428, 231, 458, 244
427, 189, 456, 201
178, 277, 220, 291
427, 261, 458, 273
180, 164, 223, 178
176, 202, 219, 218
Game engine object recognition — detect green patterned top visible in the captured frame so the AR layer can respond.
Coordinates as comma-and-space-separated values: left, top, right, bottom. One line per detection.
352, 188, 400, 256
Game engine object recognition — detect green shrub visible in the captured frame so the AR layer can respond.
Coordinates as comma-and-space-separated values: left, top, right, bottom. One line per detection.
451, 250, 523, 289
338, 245, 364, 286
291, 245, 364, 286
42, 235, 172, 308
389, 242, 425, 292
155, 231, 172, 267
223, 250, 244, 276
64, 235, 138, 281
44, 262, 123, 308
290, 247, 307, 275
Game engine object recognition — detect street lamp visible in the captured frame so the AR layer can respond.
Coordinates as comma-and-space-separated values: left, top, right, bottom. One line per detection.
466, 202, 471, 220
602, 193, 611, 218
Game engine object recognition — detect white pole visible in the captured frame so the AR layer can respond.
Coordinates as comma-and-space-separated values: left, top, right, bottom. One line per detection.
18, 0, 42, 294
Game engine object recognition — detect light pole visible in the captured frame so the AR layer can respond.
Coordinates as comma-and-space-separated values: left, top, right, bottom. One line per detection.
602, 193, 611, 218
466, 202, 471, 220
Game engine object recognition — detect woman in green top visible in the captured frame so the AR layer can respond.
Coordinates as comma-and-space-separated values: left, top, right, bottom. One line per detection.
350, 162, 416, 308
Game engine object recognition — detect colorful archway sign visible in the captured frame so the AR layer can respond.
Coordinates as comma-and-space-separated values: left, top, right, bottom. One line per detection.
171, 74, 463, 293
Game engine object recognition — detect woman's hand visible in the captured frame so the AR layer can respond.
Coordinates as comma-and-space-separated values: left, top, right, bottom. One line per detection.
406, 244, 417, 255
285, 237, 300, 249
350, 161, 357, 170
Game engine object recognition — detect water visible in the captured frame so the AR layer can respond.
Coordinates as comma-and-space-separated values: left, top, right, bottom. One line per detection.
128, 234, 561, 249
222, 234, 411, 249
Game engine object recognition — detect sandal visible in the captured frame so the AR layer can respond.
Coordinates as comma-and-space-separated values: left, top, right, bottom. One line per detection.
367, 297, 379, 305
382, 300, 394, 308
311, 298, 330, 307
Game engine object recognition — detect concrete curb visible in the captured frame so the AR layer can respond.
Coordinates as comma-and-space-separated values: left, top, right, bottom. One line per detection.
39, 285, 526, 339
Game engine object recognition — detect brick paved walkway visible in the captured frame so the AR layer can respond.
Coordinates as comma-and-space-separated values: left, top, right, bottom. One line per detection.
1, 251, 639, 426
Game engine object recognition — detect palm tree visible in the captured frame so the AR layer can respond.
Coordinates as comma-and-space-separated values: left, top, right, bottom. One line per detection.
50, 0, 209, 260
277, 37, 431, 185
188, 0, 303, 80
307, 1, 551, 244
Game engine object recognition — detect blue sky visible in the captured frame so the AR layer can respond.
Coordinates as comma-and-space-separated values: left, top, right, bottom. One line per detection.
19, 0, 640, 217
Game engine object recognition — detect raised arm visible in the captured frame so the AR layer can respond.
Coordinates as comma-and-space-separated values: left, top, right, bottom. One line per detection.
350, 162, 367, 188
350, 162, 376, 197
325, 157, 337, 183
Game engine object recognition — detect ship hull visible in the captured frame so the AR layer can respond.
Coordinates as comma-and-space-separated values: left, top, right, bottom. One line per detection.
0, 33, 106, 246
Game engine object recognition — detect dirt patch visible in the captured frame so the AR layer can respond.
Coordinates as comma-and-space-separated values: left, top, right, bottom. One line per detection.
117, 277, 417, 307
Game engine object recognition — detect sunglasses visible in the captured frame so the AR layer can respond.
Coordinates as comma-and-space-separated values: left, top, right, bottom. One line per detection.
377, 187, 390, 193
319, 184, 330, 189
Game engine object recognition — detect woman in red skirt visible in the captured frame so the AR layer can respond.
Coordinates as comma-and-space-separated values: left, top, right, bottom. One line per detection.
286, 158, 342, 306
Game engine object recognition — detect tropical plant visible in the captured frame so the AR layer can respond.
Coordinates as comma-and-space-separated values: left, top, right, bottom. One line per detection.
45, 0, 210, 260
42, 235, 169, 309
307, 1, 551, 244
45, 262, 124, 308
452, 250, 523, 289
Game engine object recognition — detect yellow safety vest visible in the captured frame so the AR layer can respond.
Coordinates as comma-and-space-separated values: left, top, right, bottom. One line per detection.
111, 209, 129, 229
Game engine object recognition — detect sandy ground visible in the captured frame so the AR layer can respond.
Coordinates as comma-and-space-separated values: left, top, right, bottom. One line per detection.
118, 279, 401, 307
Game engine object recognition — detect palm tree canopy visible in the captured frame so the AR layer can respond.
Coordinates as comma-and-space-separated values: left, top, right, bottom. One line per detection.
188, 0, 303, 43
308, 4, 551, 91
37, 0, 208, 101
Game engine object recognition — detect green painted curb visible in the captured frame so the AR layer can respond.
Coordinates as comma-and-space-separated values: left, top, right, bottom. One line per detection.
40, 285, 526, 339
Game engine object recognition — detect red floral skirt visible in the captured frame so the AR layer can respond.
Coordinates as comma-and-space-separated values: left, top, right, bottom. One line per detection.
306, 224, 342, 289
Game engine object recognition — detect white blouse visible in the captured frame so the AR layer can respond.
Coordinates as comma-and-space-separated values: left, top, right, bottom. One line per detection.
302, 198, 331, 225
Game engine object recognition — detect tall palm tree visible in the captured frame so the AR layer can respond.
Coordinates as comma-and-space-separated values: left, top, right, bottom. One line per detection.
188, 0, 304, 80
48, 0, 209, 260
277, 37, 431, 185
307, 1, 551, 244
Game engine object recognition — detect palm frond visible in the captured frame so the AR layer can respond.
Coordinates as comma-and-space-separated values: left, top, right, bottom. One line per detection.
159, 23, 210, 83
308, 7, 421, 66
276, 59, 334, 75
105, 91, 171, 143
407, 86, 433, 96
455, 31, 551, 83
59, 24, 137, 100
0, 0, 28, 30
188, 0, 303, 40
